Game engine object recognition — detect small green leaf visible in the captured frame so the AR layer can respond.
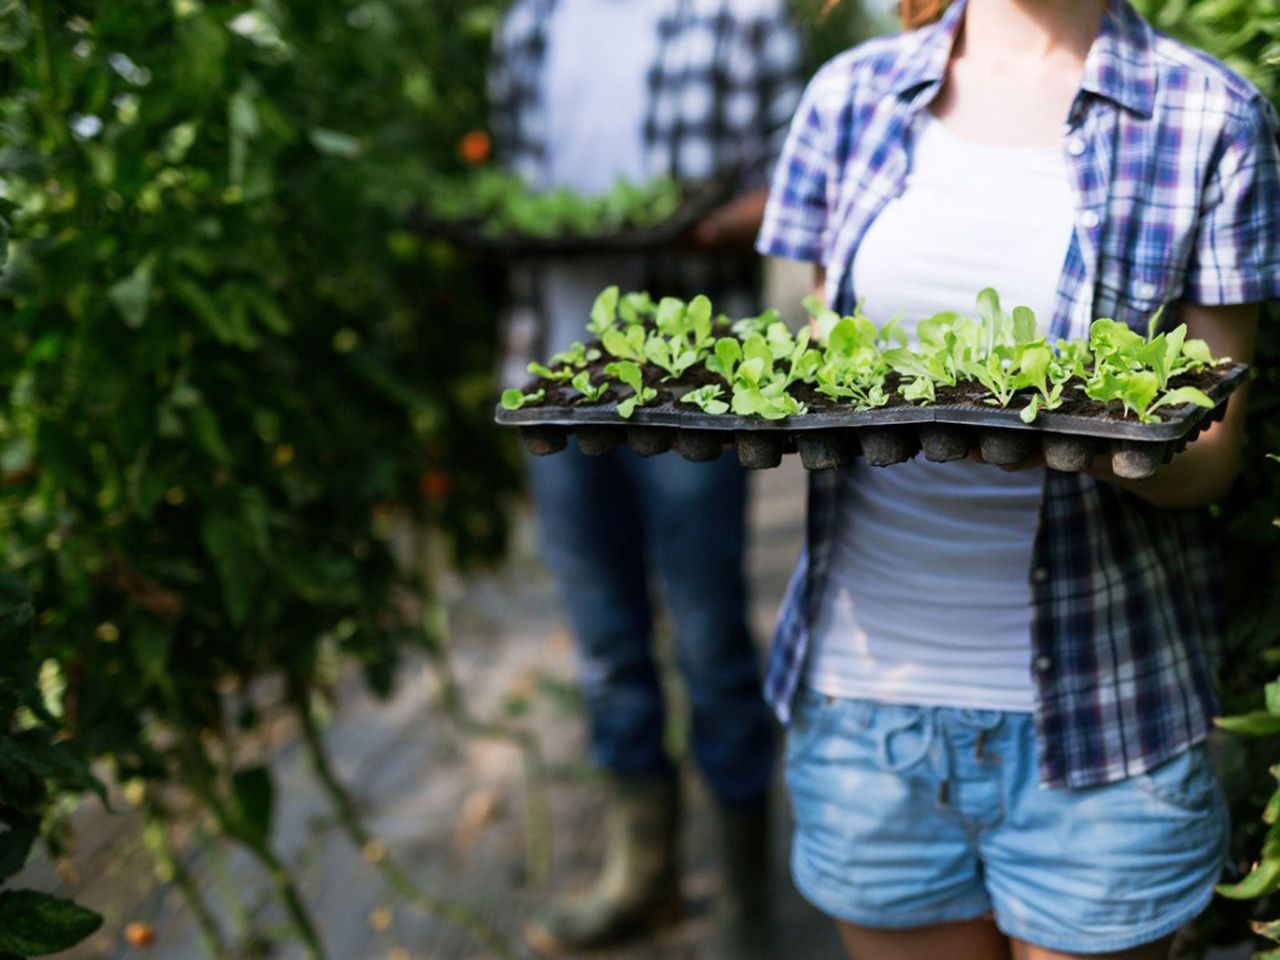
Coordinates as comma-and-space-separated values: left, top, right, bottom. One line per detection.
501, 388, 545, 411
108, 254, 157, 329
0, 890, 103, 955
588, 286, 620, 334
1216, 711, 1280, 737
231, 766, 274, 843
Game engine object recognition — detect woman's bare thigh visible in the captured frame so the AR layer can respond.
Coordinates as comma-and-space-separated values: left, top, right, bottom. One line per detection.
836, 917, 1012, 960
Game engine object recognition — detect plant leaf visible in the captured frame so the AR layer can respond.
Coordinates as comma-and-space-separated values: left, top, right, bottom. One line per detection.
0, 890, 103, 955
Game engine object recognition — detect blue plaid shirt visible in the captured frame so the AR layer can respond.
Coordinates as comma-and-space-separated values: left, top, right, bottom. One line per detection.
757, 0, 1280, 788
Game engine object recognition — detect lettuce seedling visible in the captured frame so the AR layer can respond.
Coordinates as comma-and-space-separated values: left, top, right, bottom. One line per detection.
644, 333, 699, 380
705, 337, 743, 384
803, 295, 842, 342
602, 323, 646, 362
1014, 343, 1064, 423
550, 341, 602, 368
618, 290, 656, 325
680, 384, 729, 415
730, 355, 805, 419
604, 361, 657, 418
731, 308, 783, 339
501, 388, 546, 410
528, 361, 575, 382
686, 295, 715, 350
587, 286, 620, 338
654, 297, 688, 337
572, 371, 609, 404
963, 353, 1019, 408
899, 377, 935, 405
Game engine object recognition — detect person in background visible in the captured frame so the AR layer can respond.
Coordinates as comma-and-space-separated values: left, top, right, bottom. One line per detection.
758, 0, 1280, 957
488, 1, 804, 956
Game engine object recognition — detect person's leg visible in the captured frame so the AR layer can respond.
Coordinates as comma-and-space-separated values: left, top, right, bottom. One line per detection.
629, 448, 773, 959
837, 918, 1012, 960
525, 444, 680, 954
630, 448, 773, 807
527, 443, 671, 781
1009, 936, 1174, 960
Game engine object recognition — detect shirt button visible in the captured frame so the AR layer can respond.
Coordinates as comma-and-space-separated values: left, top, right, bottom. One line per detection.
1067, 136, 1087, 156
1080, 210, 1101, 229
1136, 281, 1158, 300
1034, 655, 1053, 674
1031, 566, 1050, 584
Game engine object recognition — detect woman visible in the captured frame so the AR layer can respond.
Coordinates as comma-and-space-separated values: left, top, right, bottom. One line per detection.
756, 1, 1280, 958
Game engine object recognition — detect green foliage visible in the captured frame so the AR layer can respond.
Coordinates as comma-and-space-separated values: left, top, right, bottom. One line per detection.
424, 170, 684, 238
0, 0, 515, 952
0, 575, 103, 957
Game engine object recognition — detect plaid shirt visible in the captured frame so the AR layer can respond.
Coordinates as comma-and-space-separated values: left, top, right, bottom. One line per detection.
758, 0, 1280, 789
490, 0, 805, 191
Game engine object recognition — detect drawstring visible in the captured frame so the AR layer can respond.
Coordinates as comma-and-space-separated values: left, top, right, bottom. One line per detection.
876, 707, 1003, 806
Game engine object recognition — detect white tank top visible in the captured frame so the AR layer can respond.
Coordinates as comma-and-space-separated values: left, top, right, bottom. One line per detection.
805, 110, 1076, 713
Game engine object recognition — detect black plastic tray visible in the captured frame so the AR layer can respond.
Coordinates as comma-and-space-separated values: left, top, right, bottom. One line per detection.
496, 363, 1249, 479
407, 180, 733, 258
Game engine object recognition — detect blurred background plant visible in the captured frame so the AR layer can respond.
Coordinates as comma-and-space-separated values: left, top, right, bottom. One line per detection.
0, 0, 520, 956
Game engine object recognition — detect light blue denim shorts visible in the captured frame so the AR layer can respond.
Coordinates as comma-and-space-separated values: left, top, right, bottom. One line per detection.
785, 689, 1229, 954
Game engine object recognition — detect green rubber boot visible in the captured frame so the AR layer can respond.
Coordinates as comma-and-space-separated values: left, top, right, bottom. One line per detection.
708, 799, 774, 960
525, 776, 681, 955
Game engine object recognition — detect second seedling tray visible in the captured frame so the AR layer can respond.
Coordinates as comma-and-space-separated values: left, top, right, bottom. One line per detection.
496, 363, 1248, 479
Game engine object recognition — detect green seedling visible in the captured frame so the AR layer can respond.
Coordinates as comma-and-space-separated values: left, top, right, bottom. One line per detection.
587, 285, 620, 338
1014, 344, 1065, 423
572, 371, 609, 404
602, 323, 646, 362
527, 361, 575, 382
501, 388, 545, 410
551, 341, 602, 369
644, 333, 700, 380
680, 384, 730, 415
605, 361, 657, 418
618, 291, 657, 325
705, 337, 743, 384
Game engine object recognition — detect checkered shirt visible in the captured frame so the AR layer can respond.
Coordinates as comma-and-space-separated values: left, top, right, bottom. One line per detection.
757, 0, 1280, 788
490, 0, 805, 190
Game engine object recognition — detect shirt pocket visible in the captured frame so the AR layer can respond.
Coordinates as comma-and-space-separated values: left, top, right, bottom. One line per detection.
1093, 259, 1185, 335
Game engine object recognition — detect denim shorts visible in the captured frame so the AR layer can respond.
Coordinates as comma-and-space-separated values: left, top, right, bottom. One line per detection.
785, 689, 1229, 954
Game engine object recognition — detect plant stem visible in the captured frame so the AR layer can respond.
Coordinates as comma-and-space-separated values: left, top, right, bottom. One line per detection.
420, 593, 552, 886
169, 721, 328, 960
144, 799, 232, 960
287, 678, 515, 960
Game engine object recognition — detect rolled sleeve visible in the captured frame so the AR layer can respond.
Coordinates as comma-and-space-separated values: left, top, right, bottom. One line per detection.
756, 73, 834, 265
1183, 95, 1280, 305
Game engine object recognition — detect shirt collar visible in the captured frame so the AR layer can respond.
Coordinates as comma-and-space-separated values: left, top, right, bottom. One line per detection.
888, 0, 1157, 120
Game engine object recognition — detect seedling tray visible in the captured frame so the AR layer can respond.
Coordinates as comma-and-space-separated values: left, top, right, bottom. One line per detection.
496, 363, 1248, 479
407, 181, 733, 258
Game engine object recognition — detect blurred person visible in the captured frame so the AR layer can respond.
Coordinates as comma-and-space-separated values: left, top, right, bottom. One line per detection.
758, 0, 1280, 958
488, 0, 804, 955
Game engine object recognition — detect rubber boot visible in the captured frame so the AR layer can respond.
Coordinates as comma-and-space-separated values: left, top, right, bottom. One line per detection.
708, 799, 773, 960
525, 775, 681, 954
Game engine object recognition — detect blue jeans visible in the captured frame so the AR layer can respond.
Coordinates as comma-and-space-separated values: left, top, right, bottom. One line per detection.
528, 442, 773, 808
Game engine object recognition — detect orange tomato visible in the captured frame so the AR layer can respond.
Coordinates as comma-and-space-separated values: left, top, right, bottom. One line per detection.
420, 470, 452, 500
124, 922, 155, 948
458, 129, 492, 166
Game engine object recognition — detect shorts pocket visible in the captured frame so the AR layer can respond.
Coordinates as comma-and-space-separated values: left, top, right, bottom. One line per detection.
1131, 744, 1222, 816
